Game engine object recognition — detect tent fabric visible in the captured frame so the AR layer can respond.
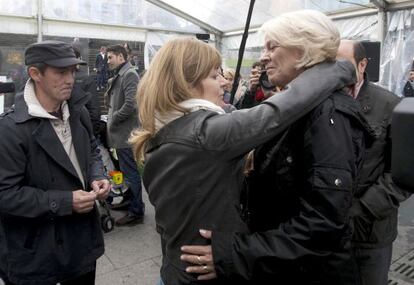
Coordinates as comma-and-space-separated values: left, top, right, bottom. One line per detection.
380, 8, 414, 96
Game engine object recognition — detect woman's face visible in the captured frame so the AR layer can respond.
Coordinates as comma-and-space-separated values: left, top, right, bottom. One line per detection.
196, 68, 226, 106
223, 74, 233, 92
260, 36, 303, 88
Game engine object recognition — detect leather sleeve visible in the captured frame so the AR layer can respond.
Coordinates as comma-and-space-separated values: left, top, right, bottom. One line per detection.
199, 61, 357, 160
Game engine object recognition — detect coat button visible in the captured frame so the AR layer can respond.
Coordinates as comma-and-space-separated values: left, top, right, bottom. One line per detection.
286, 156, 293, 163
50, 201, 57, 211
362, 106, 371, 113
334, 178, 342, 186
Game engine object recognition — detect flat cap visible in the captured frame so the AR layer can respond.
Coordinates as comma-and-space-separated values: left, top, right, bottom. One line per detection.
25, 40, 86, 67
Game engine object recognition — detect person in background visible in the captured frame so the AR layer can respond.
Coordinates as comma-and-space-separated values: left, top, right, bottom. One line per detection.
181, 10, 371, 285
94, 46, 108, 91
0, 40, 110, 285
237, 61, 277, 109
129, 36, 357, 284
337, 39, 411, 285
222, 68, 246, 106
72, 41, 103, 137
106, 44, 144, 226
403, 68, 414, 97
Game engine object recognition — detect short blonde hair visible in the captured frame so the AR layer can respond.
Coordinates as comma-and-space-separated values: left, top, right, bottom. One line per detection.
223, 68, 235, 81
129, 37, 221, 160
260, 10, 340, 69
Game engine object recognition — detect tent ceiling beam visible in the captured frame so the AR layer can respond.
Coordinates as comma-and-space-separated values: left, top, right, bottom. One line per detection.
370, 0, 388, 10
145, 0, 223, 36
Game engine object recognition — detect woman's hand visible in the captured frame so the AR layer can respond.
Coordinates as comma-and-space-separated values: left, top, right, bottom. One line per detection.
181, 229, 217, 281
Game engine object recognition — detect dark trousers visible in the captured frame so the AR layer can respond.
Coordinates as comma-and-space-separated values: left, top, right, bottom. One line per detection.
97, 71, 107, 89
353, 245, 392, 285
117, 148, 145, 217
3, 269, 96, 285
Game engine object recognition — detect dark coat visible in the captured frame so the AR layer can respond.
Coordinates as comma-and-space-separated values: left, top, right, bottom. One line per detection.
106, 62, 139, 149
0, 87, 106, 284
95, 53, 108, 73
352, 74, 411, 249
403, 80, 414, 97
212, 91, 372, 285
75, 74, 103, 136
142, 61, 357, 285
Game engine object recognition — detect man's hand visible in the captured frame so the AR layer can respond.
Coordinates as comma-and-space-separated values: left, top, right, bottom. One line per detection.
181, 230, 217, 281
91, 179, 110, 201
72, 190, 97, 214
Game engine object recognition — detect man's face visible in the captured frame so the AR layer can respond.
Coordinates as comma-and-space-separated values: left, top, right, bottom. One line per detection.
107, 51, 124, 70
33, 65, 76, 105
337, 40, 366, 84
409, 71, 414, 81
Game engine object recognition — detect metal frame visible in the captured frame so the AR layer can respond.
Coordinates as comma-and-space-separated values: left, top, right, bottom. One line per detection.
145, 0, 223, 36
3, 0, 414, 43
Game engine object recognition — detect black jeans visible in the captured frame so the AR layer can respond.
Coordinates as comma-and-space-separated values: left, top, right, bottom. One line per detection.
353, 245, 392, 285
3, 269, 96, 285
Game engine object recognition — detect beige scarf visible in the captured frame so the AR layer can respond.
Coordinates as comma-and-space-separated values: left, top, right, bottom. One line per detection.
155, 98, 225, 131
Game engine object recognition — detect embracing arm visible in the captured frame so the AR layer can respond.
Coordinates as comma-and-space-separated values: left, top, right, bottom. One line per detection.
200, 60, 357, 159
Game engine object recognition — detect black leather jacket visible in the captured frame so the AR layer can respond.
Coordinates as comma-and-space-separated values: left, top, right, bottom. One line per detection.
212, 91, 372, 285
142, 62, 357, 285
352, 74, 411, 249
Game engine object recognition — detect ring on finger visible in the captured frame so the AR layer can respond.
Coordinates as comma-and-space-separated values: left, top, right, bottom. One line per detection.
196, 255, 202, 264
203, 265, 208, 271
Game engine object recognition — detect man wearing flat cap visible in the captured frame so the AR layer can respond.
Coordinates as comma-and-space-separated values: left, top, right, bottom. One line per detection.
0, 40, 110, 285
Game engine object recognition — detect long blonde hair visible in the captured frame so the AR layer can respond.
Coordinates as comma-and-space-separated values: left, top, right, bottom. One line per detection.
129, 37, 222, 161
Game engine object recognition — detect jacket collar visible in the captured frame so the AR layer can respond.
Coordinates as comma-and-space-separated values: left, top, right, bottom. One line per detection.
118, 62, 132, 76
12, 80, 89, 123
356, 73, 370, 100
23, 79, 69, 120
334, 90, 376, 145
355, 72, 375, 116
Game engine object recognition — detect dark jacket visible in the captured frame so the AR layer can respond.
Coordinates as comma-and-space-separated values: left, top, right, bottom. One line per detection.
95, 52, 108, 73
75, 73, 103, 136
0, 88, 106, 284
403, 80, 414, 97
211, 91, 371, 285
352, 75, 411, 248
106, 62, 139, 149
142, 61, 357, 285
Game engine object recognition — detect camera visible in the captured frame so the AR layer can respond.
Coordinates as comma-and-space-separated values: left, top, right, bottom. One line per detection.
0, 82, 15, 93
259, 71, 276, 91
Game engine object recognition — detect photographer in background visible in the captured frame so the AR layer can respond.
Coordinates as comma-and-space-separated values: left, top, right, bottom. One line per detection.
237, 61, 277, 109
403, 69, 414, 97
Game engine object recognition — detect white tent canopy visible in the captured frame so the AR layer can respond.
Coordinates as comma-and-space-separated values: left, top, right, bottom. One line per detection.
1, 0, 414, 94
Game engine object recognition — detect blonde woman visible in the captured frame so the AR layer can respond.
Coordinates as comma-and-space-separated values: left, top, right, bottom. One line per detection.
130, 37, 356, 284
180, 10, 371, 285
